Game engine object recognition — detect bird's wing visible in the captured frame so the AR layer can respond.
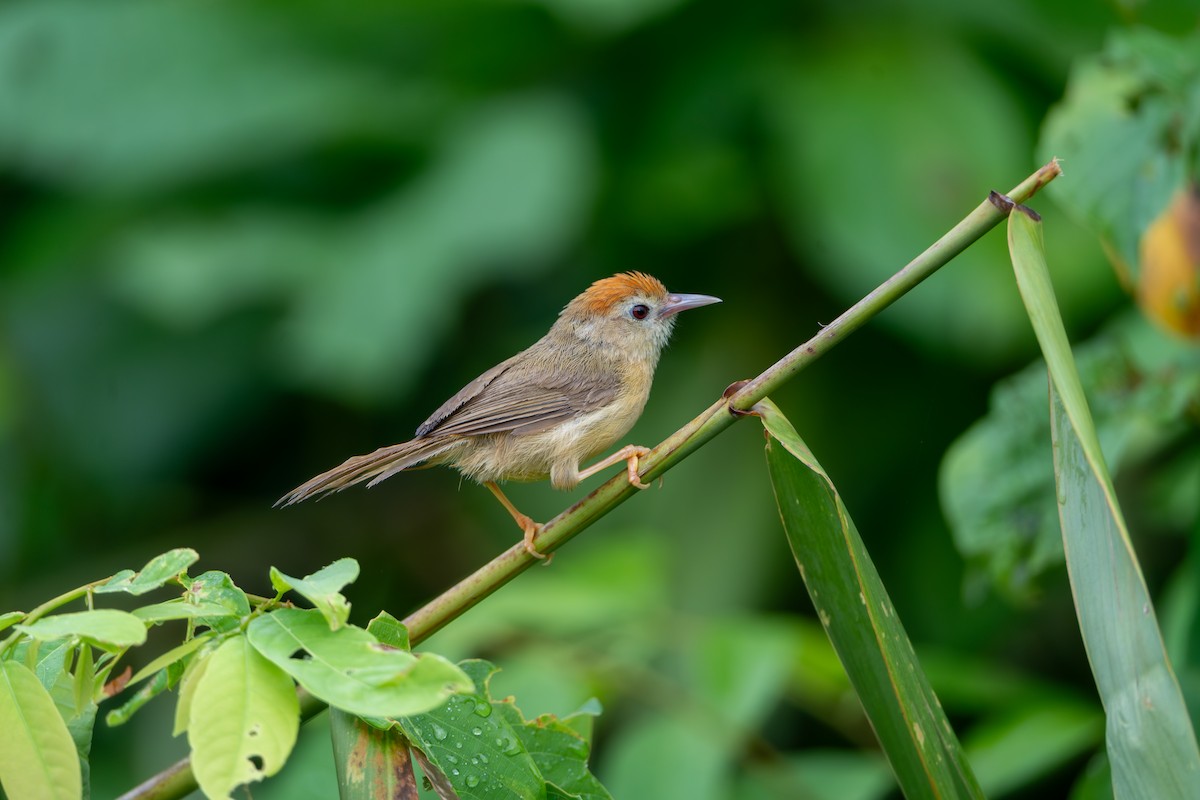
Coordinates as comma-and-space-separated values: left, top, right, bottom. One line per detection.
417, 359, 620, 439
415, 355, 519, 437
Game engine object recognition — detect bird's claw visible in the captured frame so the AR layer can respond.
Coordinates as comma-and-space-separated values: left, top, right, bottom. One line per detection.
625, 446, 653, 490
520, 517, 553, 565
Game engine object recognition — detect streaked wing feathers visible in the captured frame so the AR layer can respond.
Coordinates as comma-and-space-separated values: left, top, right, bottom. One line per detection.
417, 356, 620, 440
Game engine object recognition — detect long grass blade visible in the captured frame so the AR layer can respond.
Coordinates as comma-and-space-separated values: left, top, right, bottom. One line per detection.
758, 399, 983, 800
1007, 206, 1200, 798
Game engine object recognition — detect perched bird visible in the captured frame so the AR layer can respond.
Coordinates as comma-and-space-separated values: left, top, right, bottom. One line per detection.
277, 272, 720, 558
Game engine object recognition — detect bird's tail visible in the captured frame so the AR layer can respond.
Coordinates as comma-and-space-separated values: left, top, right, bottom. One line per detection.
275, 437, 459, 507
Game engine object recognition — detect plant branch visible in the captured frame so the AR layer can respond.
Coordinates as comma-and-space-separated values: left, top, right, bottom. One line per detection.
117, 159, 1061, 800
402, 158, 1062, 644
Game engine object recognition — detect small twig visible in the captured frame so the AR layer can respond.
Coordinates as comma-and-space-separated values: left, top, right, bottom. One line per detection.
117, 159, 1062, 800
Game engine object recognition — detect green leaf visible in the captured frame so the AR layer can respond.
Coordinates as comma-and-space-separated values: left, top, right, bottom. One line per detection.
1039, 28, 1200, 272
105, 664, 172, 729
560, 698, 602, 743
173, 644, 215, 738
128, 631, 214, 688
269, 558, 358, 629
189, 635, 300, 800
39, 655, 97, 800
398, 660, 544, 800
1008, 208, 1200, 797
71, 644, 92, 716
11, 637, 74, 692
329, 708, 418, 799
758, 399, 983, 800
93, 548, 199, 595
366, 611, 410, 651
15, 610, 146, 649
498, 703, 611, 800
0, 611, 24, 633
939, 311, 1200, 601
0, 659, 82, 800
246, 608, 472, 718
133, 599, 240, 624
186, 571, 251, 633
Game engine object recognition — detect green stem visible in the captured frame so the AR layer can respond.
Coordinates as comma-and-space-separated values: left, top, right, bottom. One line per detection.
402, 158, 1062, 644
115, 159, 1062, 800
0, 577, 114, 658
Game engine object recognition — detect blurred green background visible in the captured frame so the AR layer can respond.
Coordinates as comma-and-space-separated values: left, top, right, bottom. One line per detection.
2, 0, 1197, 797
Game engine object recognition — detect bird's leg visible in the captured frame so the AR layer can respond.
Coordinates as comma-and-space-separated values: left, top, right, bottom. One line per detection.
484, 481, 550, 562
578, 444, 653, 490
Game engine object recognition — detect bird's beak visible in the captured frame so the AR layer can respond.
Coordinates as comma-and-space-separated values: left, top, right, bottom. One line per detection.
660, 293, 722, 318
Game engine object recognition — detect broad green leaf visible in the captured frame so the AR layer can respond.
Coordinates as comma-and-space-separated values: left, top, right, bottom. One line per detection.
189, 635, 300, 800
366, 611, 410, 651
398, 660, 543, 800
940, 311, 1200, 601
41, 658, 97, 800
9, 637, 74, 692
0, 611, 23, 633
497, 702, 611, 800
94, 548, 199, 595
16, 610, 146, 649
329, 708, 418, 800
269, 558, 358, 629
1008, 208, 1200, 797
1039, 28, 1200, 273
0, 660, 82, 800
758, 399, 983, 800
186, 571, 251, 633
247, 608, 471, 718
133, 599, 240, 624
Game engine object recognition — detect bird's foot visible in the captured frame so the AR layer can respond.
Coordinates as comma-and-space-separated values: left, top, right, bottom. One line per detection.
622, 446, 653, 490
520, 515, 552, 565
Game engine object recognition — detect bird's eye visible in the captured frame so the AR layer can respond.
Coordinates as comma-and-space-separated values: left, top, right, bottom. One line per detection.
630, 304, 650, 320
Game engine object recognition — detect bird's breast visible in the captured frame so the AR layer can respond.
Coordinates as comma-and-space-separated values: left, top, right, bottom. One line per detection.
449, 367, 654, 488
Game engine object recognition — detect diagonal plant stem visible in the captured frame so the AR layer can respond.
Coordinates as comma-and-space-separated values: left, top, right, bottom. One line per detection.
118, 159, 1061, 800
402, 158, 1062, 642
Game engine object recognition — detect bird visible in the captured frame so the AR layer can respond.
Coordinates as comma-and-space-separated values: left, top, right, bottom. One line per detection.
277, 272, 720, 559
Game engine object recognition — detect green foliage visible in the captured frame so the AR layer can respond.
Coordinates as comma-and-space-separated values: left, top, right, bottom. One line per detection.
0, 552, 616, 799
1007, 208, 1200, 796
247, 608, 471, 718
269, 558, 359, 629
0, 660, 82, 800
759, 399, 984, 799
940, 312, 1200, 601
399, 660, 610, 799
4, 0, 1200, 798
187, 636, 299, 799
1041, 27, 1200, 273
